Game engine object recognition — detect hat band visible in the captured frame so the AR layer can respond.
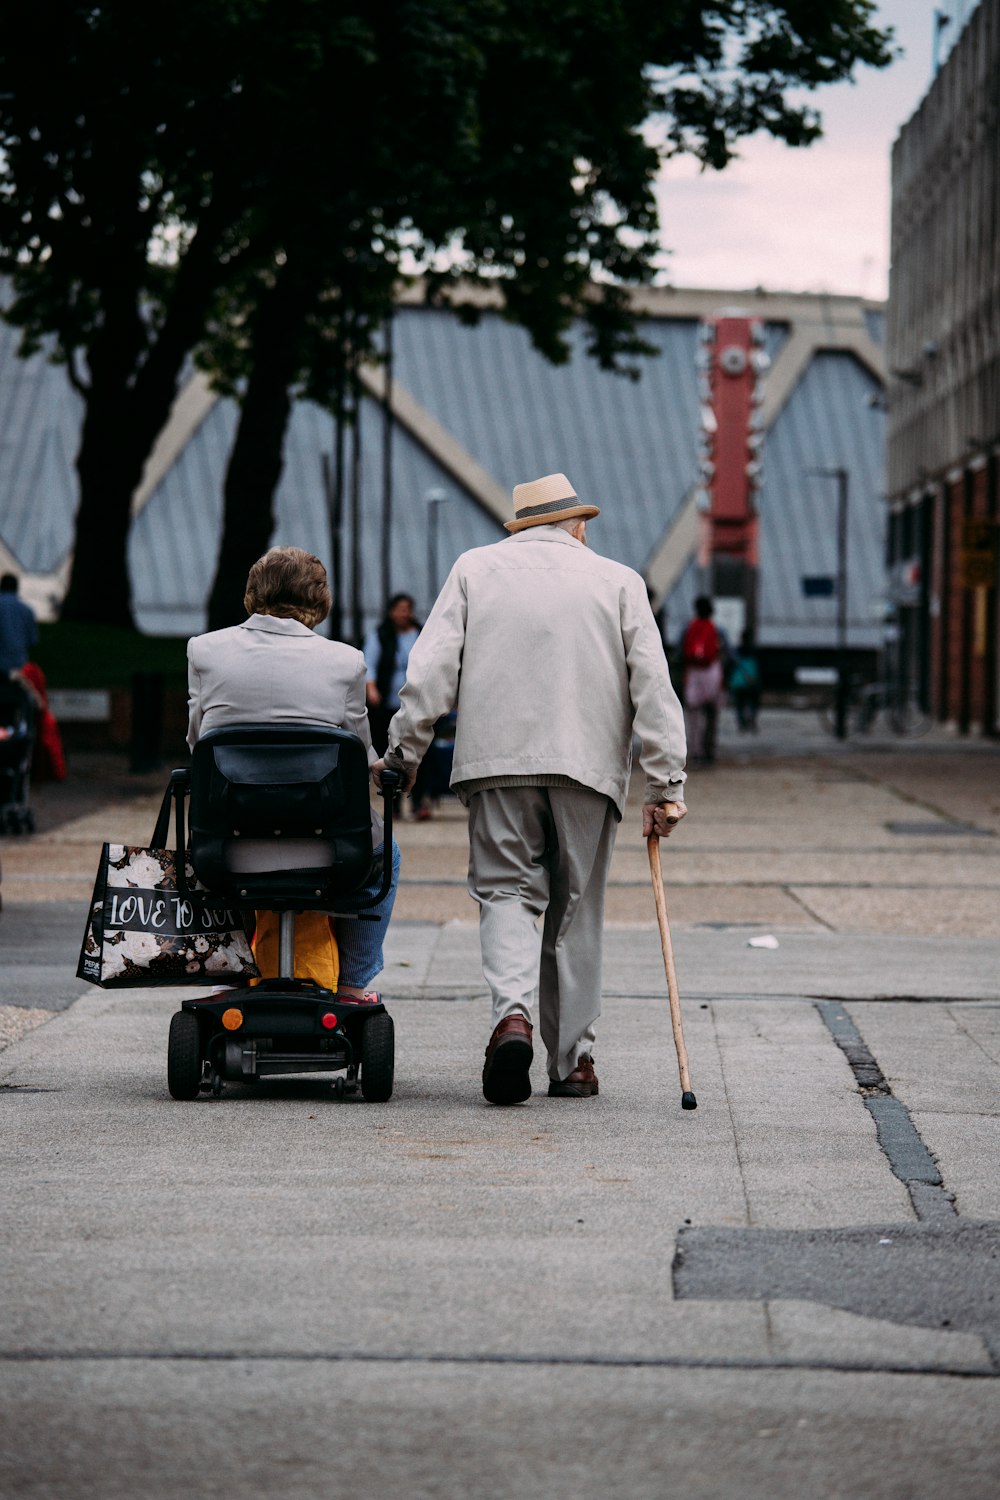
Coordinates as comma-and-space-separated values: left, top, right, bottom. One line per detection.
514, 495, 579, 520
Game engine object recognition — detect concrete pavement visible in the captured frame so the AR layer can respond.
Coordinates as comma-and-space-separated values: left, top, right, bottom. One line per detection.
1, 711, 999, 1497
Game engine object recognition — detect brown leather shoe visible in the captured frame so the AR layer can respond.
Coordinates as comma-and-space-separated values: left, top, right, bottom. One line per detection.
548, 1054, 599, 1098
482, 1015, 533, 1105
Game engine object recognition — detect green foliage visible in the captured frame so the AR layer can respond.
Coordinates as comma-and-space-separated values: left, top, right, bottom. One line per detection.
193, 0, 895, 395
405, 0, 894, 366
0, 0, 896, 383
0, 2, 267, 376
0, 1, 894, 623
34, 623, 188, 689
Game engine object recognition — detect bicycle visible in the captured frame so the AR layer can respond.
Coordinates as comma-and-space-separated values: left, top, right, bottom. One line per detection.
820, 673, 930, 738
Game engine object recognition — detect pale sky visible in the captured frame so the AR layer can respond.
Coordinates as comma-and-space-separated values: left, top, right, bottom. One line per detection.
652, 0, 980, 300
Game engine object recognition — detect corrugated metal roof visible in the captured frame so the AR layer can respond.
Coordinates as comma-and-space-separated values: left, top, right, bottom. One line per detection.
0, 291, 887, 651
391, 307, 703, 572
0, 319, 82, 573
389, 307, 885, 647
128, 394, 230, 635
756, 351, 885, 647
276, 395, 505, 630
130, 388, 505, 635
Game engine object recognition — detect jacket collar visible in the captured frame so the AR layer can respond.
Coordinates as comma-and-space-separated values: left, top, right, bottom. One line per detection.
507, 526, 584, 548
240, 613, 315, 636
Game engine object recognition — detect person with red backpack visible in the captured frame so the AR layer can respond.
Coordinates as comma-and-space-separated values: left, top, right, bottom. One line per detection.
681, 595, 724, 764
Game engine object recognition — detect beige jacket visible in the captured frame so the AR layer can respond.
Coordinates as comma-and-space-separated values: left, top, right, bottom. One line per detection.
386, 527, 687, 816
186, 613, 382, 843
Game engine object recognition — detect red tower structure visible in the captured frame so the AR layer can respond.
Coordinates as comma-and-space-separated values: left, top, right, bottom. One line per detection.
696, 312, 768, 634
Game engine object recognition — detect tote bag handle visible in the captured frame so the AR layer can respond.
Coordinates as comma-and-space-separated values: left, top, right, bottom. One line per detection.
150, 769, 191, 894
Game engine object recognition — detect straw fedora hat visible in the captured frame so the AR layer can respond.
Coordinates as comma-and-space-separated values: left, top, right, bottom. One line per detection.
505, 472, 600, 533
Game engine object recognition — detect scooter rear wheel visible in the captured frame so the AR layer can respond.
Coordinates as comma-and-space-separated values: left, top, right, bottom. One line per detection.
167, 1011, 202, 1100
360, 1012, 394, 1102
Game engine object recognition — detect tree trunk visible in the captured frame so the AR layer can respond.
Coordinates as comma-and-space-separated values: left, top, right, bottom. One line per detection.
61, 391, 144, 628
207, 263, 317, 631
61, 211, 237, 629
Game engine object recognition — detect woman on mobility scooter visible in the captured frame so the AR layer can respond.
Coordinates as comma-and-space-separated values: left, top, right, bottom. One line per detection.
186, 546, 401, 1007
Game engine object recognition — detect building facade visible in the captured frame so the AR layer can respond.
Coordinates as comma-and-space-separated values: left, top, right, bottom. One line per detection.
887, 0, 1000, 733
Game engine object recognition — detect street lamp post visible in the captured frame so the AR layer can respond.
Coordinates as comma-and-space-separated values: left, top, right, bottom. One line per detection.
380, 314, 395, 610
349, 377, 364, 647
426, 488, 447, 606
320, 450, 343, 641
807, 466, 850, 739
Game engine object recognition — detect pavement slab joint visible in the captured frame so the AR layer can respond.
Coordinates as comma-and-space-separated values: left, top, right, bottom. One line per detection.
815, 999, 957, 1222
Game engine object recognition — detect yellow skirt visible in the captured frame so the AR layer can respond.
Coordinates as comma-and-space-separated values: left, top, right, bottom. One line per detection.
251, 910, 340, 991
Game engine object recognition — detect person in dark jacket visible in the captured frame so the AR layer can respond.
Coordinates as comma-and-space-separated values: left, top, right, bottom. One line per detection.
364, 593, 433, 818
0, 574, 38, 675
363, 594, 421, 754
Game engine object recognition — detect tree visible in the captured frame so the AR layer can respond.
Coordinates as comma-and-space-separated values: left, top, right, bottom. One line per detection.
0, 2, 893, 629
201, 236, 398, 631
0, 5, 260, 624
200, 2, 509, 629
0, 1, 348, 627
200, 0, 894, 628
419, 0, 895, 365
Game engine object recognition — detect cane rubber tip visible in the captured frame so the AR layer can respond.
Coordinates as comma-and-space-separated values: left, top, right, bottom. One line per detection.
681, 1091, 698, 1111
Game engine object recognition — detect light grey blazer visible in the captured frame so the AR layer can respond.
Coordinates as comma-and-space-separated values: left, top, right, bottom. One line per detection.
186, 613, 382, 855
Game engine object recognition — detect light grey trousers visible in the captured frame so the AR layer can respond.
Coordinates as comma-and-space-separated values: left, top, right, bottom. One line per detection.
466, 785, 619, 1082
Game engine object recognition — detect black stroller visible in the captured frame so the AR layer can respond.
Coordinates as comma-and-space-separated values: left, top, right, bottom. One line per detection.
165, 723, 400, 1102
0, 675, 36, 834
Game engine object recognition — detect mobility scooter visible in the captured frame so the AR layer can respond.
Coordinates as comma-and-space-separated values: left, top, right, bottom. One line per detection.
164, 723, 400, 1103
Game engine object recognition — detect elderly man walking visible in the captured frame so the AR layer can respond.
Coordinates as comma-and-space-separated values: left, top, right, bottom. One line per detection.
377, 474, 688, 1105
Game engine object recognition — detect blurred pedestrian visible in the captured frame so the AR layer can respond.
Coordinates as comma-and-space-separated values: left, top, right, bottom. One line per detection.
0, 573, 38, 675
374, 472, 688, 1105
728, 627, 761, 732
681, 595, 724, 764
363, 593, 433, 819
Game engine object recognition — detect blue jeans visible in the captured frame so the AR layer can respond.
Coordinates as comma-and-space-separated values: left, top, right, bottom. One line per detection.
335, 840, 401, 989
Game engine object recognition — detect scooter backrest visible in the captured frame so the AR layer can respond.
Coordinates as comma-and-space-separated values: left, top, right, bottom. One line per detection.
188, 723, 374, 904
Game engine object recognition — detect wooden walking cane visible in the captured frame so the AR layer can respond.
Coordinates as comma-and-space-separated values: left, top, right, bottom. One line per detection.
647, 833, 697, 1110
